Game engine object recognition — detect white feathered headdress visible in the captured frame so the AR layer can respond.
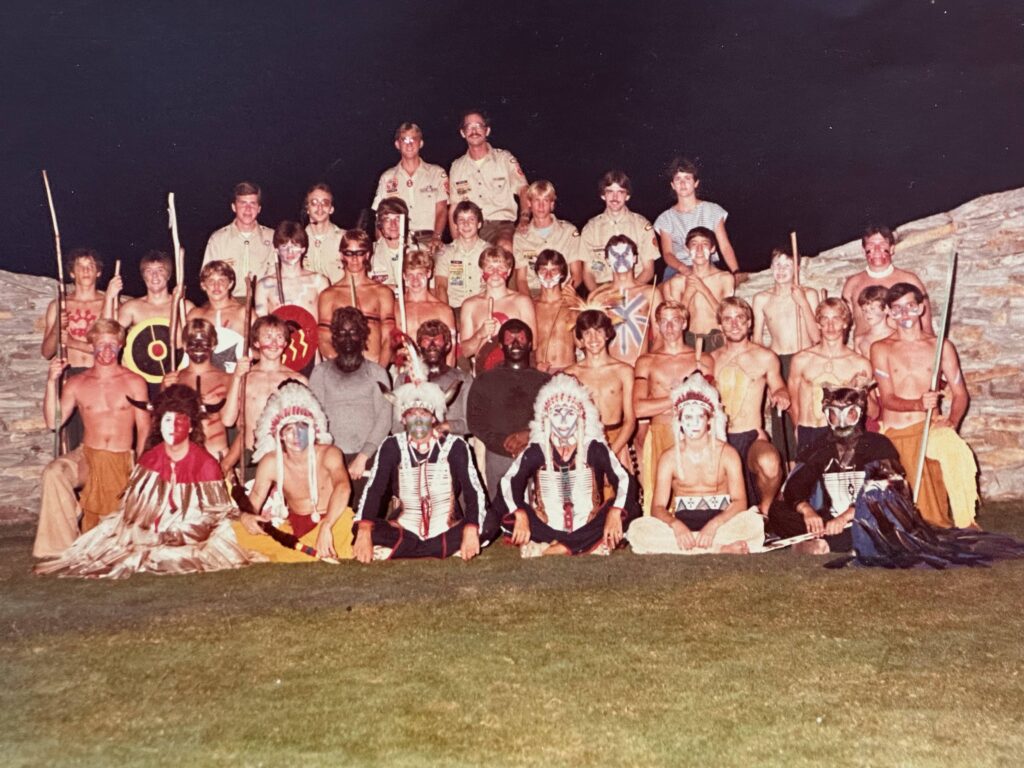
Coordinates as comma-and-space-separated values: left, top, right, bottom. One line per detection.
389, 343, 448, 422
252, 381, 333, 526
670, 371, 727, 441
528, 374, 605, 464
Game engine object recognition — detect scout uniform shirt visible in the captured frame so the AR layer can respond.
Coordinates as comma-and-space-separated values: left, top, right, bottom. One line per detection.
370, 239, 401, 292
580, 209, 660, 285
512, 216, 584, 296
202, 222, 276, 297
371, 161, 449, 233
305, 223, 346, 285
448, 147, 526, 223
435, 237, 487, 309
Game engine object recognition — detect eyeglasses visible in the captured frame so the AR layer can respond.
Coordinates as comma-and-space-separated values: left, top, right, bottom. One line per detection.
342, 249, 369, 257
307, 198, 332, 209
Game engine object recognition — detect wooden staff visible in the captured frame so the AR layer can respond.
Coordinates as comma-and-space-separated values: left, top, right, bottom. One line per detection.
167, 193, 185, 370
396, 212, 408, 334
790, 230, 804, 350
487, 297, 494, 339
42, 171, 65, 458
349, 272, 358, 308
238, 275, 256, 485
638, 278, 659, 355
912, 250, 957, 504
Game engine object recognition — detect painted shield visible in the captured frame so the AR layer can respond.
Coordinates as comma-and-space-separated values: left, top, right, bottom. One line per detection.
124, 317, 181, 384
273, 304, 319, 372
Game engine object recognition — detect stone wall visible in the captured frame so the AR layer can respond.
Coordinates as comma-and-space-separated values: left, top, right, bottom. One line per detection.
742, 186, 1024, 500
1, 187, 1022, 523
0, 271, 61, 523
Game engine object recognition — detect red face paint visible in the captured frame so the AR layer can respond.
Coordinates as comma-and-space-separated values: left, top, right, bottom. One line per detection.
160, 411, 191, 447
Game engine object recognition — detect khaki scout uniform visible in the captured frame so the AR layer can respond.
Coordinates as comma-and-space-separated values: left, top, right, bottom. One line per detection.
448, 146, 526, 223
372, 161, 449, 233
434, 238, 487, 309
370, 239, 401, 292
305, 223, 346, 285
202, 222, 276, 297
512, 216, 584, 297
580, 209, 659, 285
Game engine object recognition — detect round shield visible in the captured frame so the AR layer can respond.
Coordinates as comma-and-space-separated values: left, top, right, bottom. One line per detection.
124, 317, 181, 384
273, 304, 319, 372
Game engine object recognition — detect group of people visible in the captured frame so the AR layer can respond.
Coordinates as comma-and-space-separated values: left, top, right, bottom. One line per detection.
32, 110, 981, 577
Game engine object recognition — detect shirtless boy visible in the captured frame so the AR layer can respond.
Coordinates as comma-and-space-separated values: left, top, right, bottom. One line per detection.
401, 249, 456, 365
627, 372, 763, 554
871, 283, 976, 528
223, 315, 308, 466
34, 319, 149, 558
633, 301, 714, 503
710, 297, 788, 516
255, 220, 329, 318
41, 248, 108, 449
752, 248, 820, 461
316, 229, 396, 366
186, 261, 247, 373
566, 310, 636, 467
853, 285, 892, 358
108, 250, 194, 329
788, 298, 873, 450
236, 382, 354, 562
842, 224, 931, 336
459, 245, 536, 370
532, 249, 579, 372
589, 235, 661, 366
161, 318, 233, 463
661, 226, 734, 353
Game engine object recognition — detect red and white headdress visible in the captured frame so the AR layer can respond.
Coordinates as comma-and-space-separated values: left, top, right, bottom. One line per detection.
528, 374, 605, 463
670, 371, 727, 441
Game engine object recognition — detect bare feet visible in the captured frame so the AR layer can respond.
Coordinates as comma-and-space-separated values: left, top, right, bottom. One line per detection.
792, 539, 829, 555
542, 542, 571, 557
718, 541, 750, 555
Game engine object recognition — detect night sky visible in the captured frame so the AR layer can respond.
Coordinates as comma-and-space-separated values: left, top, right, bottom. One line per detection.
4, 0, 1023, 298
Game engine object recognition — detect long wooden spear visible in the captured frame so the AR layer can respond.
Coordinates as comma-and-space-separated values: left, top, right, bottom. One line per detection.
912, 250, 957, 504
42, 171, 65, 458
396, 211, 408, 334
238, 275, 256, 486
790, 230, 804, 349
167, 193, 185, 370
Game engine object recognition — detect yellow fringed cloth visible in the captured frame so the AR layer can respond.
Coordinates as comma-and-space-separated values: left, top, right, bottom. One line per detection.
882, 421, 979, 528
36, 442, 260, 579
231, 508, 355, 562
641, 421, 676, 516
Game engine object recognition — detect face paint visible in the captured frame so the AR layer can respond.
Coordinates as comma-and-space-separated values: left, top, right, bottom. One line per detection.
537, 268, 563, 289
889, 301, 923, 329
606, 243, 636, 274
160, 411, 191, 447
93, 340, 120, 365
404, 411, 434, 441
825, 403, 863, 437
679, 403, 710, 439
185, 333, 213, 363
419, 333, 447, 366
282, 423, 311, 451
482, 264, 510, 282
549, 402, 581, 441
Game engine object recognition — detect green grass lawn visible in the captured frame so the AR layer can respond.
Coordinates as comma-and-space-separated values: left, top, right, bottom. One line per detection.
3, 504, 1024, 767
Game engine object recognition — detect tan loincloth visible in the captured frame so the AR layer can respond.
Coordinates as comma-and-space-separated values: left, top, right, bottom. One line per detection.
78, 447, 133, 532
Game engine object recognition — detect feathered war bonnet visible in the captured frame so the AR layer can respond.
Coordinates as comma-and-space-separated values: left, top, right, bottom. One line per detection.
670, 371, 728, 473
387, 343, 449, 422
528, 374, 605, 465
252, 381, 333, 526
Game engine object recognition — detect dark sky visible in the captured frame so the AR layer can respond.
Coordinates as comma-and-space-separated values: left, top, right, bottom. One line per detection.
3, 0, 1022, 297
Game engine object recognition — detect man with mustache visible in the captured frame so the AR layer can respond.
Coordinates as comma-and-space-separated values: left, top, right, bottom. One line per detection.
448, 109, 528, 255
